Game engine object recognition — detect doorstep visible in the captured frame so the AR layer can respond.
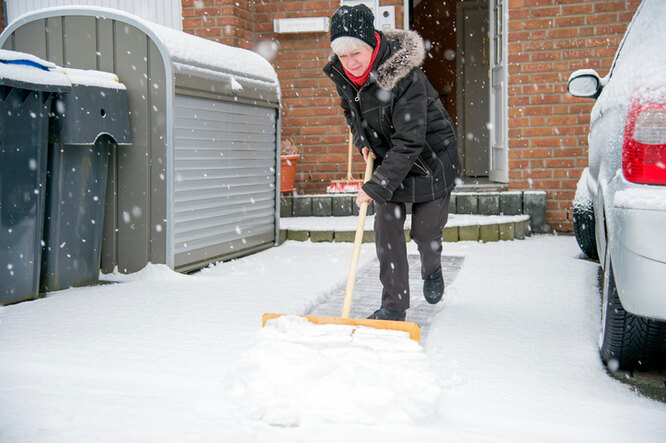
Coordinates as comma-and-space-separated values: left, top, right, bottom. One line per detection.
279, 213, 531, 244
280, 189, 548, 234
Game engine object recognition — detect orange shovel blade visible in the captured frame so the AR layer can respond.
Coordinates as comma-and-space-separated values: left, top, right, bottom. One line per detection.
262, 313, 421, 343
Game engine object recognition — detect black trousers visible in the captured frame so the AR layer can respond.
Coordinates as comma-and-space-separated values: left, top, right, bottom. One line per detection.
373, 192, 451, 312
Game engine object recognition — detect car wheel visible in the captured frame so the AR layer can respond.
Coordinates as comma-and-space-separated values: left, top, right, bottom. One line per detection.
599, 253, 666, 371
573, 203, 598, 259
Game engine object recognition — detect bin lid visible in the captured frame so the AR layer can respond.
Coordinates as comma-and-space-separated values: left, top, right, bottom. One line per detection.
0, 49, 71, 92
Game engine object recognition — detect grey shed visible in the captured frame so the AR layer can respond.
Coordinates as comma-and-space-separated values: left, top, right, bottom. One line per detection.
0, 6, 282, 273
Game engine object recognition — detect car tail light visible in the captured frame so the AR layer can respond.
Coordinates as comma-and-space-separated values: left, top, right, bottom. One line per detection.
622, 93, 666, 185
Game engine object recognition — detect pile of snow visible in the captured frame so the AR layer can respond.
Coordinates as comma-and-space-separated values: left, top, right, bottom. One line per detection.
573, 167, 593, 210
231, 315, 439, 427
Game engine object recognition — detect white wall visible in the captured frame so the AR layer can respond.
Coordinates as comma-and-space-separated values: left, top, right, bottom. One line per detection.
5, 0, 183, 30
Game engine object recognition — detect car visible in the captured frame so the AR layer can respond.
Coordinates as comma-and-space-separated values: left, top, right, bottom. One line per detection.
567, 0, 666, 372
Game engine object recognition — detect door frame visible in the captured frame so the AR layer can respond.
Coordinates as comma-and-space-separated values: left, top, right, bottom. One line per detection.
488, 0, 509, 183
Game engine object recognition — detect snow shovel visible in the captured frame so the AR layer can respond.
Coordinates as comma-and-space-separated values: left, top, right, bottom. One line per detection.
263, 155, 421, 342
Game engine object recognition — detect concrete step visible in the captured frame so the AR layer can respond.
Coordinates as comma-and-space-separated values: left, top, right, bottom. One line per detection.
279, 213, 531, 244
280, 189, 548, 233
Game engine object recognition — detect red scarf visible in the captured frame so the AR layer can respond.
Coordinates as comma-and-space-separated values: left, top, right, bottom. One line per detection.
342, 32, 381, 88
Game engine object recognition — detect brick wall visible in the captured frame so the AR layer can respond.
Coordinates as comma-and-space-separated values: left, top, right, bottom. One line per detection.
181, 0, 254, 49
258, 0, 348, 194
0, 1, 5, 33
507, 0, 640, 230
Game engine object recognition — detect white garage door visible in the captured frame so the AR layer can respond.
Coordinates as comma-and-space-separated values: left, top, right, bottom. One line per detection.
172, 95, 278, 270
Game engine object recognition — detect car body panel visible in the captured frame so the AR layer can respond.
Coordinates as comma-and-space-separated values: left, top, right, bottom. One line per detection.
569, 0, 666, 321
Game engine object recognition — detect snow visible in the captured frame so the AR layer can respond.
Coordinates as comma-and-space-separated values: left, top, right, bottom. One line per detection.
593, 0, 666, 120
573, 167, 592, 209
0, 49, 70, 89
146, 20, 278, 85
1, 49, 125, 91
1, 236, 665, 442
281, 213, 530, 231
614, 187, 666, 211
57, 68, 126, 90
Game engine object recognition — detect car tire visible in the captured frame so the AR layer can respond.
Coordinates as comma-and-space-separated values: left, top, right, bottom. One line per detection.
600, 255, 666, 371
573, 203, 598, 260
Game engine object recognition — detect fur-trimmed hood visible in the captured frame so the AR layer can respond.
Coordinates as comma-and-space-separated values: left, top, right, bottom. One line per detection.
375, 29, 426, 90
327, 29, 426, 91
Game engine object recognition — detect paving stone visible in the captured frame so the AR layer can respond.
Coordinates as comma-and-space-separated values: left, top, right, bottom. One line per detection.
332, 196, 353, 216
480, 224, 499, 242
334, 231, 355, 242
498, 222, 515, 241
500, 192, 522, 215
515, 219, 529, 239
442, 226, 458, 242
280, 195, 292, 218
310, 230, 334, 242
523, 191, 548, 233
456, 193, 479, 214
312, 197, 332, 216
287, 230, 309, 241
293, 196, 312, 216
458, 225, 480, 241
478, 193, 500, 215
306, 254, 465, 341
353, 201, 375, 216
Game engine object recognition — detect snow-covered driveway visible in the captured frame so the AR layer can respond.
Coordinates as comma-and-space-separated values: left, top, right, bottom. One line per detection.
0, 235, 664, 442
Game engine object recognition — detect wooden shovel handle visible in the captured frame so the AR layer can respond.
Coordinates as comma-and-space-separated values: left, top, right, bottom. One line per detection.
341, 155, 374, 319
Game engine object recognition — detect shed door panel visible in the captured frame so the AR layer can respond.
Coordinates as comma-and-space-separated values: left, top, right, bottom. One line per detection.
173, 95, 277, 270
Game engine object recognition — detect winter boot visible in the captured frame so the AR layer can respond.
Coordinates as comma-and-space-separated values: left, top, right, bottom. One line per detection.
367, 307, 406, 321
423, 267, 445, 304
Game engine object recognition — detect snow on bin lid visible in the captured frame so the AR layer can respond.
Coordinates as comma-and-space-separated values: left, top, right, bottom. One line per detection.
6, 6, 279, 96
56, 67, 127, 90
0, 48, 70, 89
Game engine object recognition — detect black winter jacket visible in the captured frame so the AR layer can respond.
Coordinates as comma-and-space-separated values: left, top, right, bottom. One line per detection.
323, 30, 461, 204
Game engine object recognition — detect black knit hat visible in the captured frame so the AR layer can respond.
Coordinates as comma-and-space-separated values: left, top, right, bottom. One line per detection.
330, 4, 376, 48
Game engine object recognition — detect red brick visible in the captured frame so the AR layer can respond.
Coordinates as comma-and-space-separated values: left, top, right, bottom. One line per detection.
548, 28, 579, 39
594, 2, 626, 12
555, 16, 586, 27
523, 148, 553, 158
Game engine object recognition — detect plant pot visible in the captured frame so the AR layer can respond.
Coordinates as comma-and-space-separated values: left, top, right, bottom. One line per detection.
280, 155, 300, 193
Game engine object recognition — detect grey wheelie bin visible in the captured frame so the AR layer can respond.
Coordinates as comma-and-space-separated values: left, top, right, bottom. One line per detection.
0, 50, 71, 304
40, 69, 130, 292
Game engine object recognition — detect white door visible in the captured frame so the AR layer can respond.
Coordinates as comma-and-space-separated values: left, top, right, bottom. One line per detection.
489, 0, 508, 183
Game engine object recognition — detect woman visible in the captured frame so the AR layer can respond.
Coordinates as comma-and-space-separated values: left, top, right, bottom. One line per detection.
323, 4, 461, 321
